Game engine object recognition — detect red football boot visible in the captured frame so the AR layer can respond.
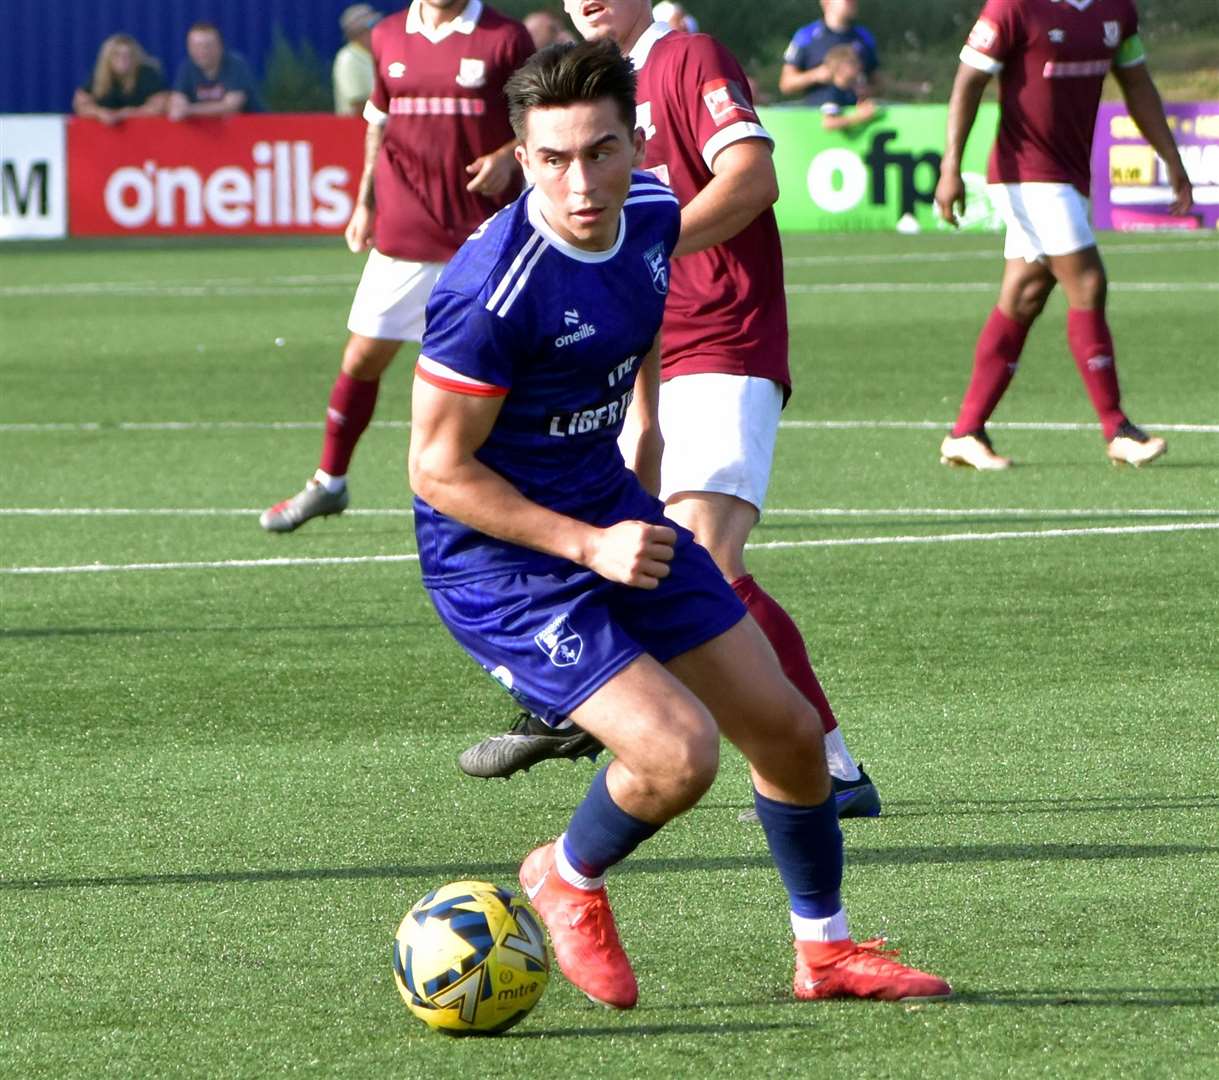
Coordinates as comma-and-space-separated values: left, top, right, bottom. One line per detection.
519, 843, 638, 1009
795, 938, 952, 1002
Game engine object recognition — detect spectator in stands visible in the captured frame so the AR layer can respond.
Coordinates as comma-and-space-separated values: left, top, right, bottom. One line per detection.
334, 4, 383, 115
523, 10, 575, 50
168, 22, 265, 119
652, 2, 698, 32
817, 44, 879, 131
779, 0, 878, 108
73, 33, 169, 124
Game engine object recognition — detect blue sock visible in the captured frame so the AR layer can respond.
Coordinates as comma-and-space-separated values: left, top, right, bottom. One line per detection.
751, 788, 843, 918
562, 767, 660, 878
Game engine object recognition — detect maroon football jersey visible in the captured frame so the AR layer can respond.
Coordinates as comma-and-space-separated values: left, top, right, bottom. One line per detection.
366, 2, 533, 262
631, 24, 790, 391
962, 0, 1141, 194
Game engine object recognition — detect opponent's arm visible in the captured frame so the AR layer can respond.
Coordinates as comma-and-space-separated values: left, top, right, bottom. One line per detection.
672, 139, 778, 257
618, 337, 664, 497
345, 120, 386, 252
409, 376, 675, 588
466, 136, 522, 196
1112, 61, 1193, 215
934, 62, 992, 226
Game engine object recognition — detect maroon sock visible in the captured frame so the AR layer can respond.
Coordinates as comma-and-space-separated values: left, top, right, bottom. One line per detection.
731, 575, 839, 734
951, 307, 1031, 437
1067, 308, 1125, 440
319, 372, 380, 477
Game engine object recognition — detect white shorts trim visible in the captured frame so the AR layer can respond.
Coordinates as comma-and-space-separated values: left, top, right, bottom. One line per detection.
988, 182, 1096, 263
653, 373, 783, 512
346, 249, 445, 342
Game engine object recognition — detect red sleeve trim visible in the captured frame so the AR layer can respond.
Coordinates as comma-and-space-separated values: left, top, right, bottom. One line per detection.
415, 363, 508, 398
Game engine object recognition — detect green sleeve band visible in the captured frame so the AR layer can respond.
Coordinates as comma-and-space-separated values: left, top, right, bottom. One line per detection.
1116, 33, 1146, 67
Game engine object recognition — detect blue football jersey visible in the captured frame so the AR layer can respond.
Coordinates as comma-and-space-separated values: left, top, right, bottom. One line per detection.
414, 172, 681, 586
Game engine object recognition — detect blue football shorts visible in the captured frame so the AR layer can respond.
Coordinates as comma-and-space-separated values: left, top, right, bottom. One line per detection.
426, 523, 747, 725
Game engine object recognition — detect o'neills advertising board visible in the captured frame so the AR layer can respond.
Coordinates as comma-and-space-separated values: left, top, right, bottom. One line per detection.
1091, 102, 1219, 231
68, 115, 363, 235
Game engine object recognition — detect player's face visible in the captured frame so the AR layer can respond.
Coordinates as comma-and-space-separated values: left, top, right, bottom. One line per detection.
516, 99, 645, 252
563, 1, 652, 48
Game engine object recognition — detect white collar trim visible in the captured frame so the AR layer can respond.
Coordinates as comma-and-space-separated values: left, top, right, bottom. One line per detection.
526, 188, 626, 264
406, 0, 483, 42
628, 21, 673, 70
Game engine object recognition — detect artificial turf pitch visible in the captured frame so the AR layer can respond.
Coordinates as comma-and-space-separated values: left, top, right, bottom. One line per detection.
2, 231, 1217, 1078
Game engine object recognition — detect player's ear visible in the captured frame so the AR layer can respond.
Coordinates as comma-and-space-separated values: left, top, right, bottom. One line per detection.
514, 143, 534, 185
631, 126, 646, 167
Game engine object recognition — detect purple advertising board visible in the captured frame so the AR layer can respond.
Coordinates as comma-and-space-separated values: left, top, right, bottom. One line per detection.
1091, 101, 1219, 231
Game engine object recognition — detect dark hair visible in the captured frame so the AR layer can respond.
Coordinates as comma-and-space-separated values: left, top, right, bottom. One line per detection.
187, 21, 223, 42
505, 39, 636, 140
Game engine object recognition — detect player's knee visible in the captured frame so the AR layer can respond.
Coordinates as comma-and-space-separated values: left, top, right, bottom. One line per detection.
1014, 278, 1053, 320
341, 337, 395, 379
648, 719, 719, 807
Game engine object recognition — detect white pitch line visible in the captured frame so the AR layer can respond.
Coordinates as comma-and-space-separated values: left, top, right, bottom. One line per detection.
785, 281, 1219, 294
4, 419, 1219, 435
2, 506, 1215, 520
4, 520, 1216, 575
783, 239, 1219, 266
746, 520, 1219, 552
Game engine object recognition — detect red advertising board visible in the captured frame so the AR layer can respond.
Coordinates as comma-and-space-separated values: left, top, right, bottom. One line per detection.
67, 115, 364, 236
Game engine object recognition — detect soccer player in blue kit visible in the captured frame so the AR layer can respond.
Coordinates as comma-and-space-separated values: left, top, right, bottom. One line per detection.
408, 39, 950, 1009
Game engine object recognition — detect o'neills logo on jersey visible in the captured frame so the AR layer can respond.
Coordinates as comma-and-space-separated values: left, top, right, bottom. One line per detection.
101, 141, 353, 230
554, 320, 597, 348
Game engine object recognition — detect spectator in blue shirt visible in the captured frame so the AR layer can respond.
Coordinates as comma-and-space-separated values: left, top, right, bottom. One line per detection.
168, 22, 264, 119
779, 0, 879, 108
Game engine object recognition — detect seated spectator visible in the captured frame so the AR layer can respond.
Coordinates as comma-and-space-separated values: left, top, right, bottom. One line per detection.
333, 4, 382, 116
652, 3, 698, 33
168, 22, 265, 120
817, 45, 880, 131
73, 33, 169, 124
779, 0, 878, 108
523, 10, 575, 51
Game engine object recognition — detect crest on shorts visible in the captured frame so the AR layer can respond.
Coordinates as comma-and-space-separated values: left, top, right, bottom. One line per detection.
1103, 21, 1122, 48
644, 243, 669, 295
534, 613, 583, 668
456, 58, 487, 89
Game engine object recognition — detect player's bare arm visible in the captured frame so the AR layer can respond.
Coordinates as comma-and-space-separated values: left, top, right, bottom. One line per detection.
934, 62, 992, 226
1112, 62, 1194, 215
778, 62, 831, 96
465, 137, 523, 196
672, 140, 779, 258
617, 337, 663, 496
409, 376, 675, 588
345, 121, 386, 253
171, 91, 247, 119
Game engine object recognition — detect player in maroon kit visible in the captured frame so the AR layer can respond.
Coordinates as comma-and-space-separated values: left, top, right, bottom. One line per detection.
459, 0, 880, 821
935, 0, 1192, 471
260, 1, 533, 531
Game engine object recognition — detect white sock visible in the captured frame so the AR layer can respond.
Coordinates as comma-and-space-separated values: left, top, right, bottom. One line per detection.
313, 469, 346, 494
823, 728, 861, 782
791, 907, 850, 943
554, 833, 604, 892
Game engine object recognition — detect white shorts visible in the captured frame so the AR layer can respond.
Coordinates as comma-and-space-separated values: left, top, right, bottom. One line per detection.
346, 248, 446, 342
654, 373, 783, 512
988, 182, 1096, 263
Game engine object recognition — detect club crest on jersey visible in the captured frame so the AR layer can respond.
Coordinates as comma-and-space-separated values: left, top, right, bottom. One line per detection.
701, 79, 754, 127
534, 613, 583, 668
1049, 28, 1066, 44
456, 58, 487, 89
643, 243, 669, 295
387, 61, 406, 78
1103, 21, 1122, 48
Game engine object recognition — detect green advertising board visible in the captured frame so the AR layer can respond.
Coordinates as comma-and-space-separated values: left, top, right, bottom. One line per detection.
759, 103, 1002, 233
